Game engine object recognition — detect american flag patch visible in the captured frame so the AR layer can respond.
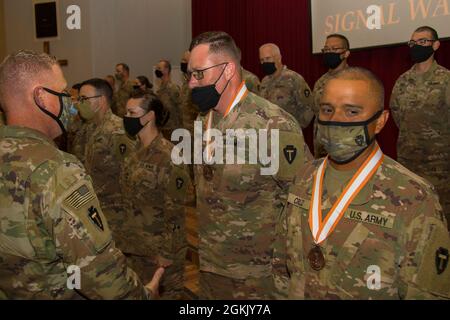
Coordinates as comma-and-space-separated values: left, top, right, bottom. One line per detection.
64, 185, 95, 209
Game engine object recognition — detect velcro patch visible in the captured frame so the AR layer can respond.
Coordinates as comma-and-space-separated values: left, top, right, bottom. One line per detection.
287, 193, 310, 210
64, 185, 95, 210
344, 209, 394, 229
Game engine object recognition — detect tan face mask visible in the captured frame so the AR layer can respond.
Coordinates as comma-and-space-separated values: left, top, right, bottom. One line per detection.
77, 101, 97, 121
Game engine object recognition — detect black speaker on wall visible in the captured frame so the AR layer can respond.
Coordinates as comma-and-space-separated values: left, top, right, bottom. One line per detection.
34, 2, 58, 39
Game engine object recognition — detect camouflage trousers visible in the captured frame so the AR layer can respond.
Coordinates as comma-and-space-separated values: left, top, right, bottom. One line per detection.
125, 252, 186, 300
198, 271, 276, 300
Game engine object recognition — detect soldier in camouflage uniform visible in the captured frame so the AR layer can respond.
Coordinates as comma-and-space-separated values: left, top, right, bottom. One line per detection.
120, 91, 193, 299
242, 67, 260, 95
80, 79, 131, 249
0, 51, 163, 299
281, 67, 450, 299
180, 51, 199, 134
312, 34, 351, 158
259, 43, 314, 129
390, 26, 450, 229
155, 60, 183, 140
188, 32, 312, 299
112, 63, 134, 118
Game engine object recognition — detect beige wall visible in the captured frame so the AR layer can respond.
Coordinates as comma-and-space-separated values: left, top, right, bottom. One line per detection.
0, 0, 6, 62
3, 0, 192, 86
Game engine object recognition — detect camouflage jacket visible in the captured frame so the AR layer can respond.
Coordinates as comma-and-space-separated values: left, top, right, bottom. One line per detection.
0, 126, 148, 299
242, 68, 261, 95
112, 80, 134, 118
390, 61, 449, 164
157, 81, 183, 138
282, 152, 450, 299
180, 79, 199, 134
67, 115, 93, 165
119, 133, 193, 260
84, 110, 127, 238
195, 90, 312, 281
260, 66, 314, 128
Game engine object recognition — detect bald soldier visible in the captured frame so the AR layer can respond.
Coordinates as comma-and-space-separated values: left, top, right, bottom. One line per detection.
312, 34, 351, 158
188, 31, 312, 299
180, 51, 199, 134
390, 26, 450, 228
155, 60, 183, 140
0, 50, 163, 299
112, 63, 134, 118
280, 67, 450, 299
259, 43, 314, 129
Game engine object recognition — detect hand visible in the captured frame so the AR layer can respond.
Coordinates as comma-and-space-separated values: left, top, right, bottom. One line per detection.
145, 267, 165, 299
156, 255, 173, 268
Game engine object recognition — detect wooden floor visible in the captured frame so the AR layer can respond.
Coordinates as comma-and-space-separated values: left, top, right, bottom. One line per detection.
183, 206, 199, 299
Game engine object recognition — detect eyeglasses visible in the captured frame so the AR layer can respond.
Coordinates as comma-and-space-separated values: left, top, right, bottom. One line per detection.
407, 38, 435, 47
77, 95, 103, 103
321, 47, 346, 54
187, 62, 228, 81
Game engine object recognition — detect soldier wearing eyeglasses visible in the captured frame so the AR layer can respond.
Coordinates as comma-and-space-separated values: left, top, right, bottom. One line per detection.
312, 34, 351, 159
188, 31, 312, 299
390, 26, 450, 229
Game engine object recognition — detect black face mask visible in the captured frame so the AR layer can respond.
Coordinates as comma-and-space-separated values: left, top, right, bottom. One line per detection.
410, 45, 435, 63
191, 63, 229, 114
323, 52, 343, 69
261, 62, 277, 76
180, 63, 188, 74
155, 70, 164, 78
123, 116, 144, 137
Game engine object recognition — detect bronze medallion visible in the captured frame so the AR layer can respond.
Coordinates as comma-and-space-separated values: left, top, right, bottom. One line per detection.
308, 246, 325, 271
203, 165, 214, 181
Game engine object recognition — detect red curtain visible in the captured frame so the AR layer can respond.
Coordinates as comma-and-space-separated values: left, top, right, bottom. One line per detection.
192, 0, 450, 159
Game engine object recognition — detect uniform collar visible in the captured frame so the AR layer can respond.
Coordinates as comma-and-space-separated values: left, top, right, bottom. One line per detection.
0, 125, 56, 147
412, 60, 438, 81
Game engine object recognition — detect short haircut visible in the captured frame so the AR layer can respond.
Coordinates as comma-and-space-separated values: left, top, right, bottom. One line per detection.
116, 63, 130, 74
190, 31, 241, 64
137, 75, 153, 90
72, 83, 82, 91
160, 60, 172, 73
130, 91, 169, 128
414, 26, 439, 40
80, 78, 113, 106
326, 67, 385, 110
0, 50, 57, 107
327, 34, 350, 50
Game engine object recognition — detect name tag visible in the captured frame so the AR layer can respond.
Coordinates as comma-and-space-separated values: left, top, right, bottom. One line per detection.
287, 193, 310, 210
345, 209, 395, 229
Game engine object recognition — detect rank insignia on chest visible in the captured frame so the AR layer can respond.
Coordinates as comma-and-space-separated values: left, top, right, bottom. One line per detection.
176, 177, 184, 190
304, 89, 311, 97
283, 145, 297, 164
88, 206, 104, 231
119, 144, 127, 155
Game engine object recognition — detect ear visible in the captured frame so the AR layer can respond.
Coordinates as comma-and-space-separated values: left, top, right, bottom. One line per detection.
33, 87, 46, 109
374, 110, 389, 134
433, 40, 440, 51
224, 62, 236, 81
142, 110, 155, 126
343, 50, 350, 59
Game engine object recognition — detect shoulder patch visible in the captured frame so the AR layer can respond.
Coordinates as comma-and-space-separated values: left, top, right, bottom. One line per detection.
64, 185, 96, 210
